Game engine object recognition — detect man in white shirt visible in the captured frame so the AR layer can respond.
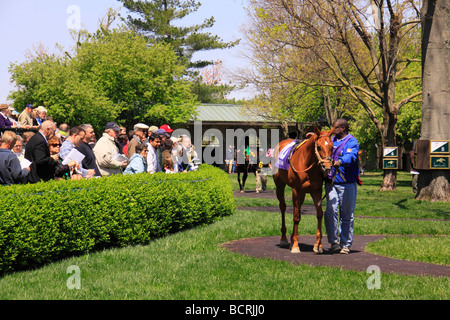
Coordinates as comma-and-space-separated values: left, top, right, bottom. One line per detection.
59, 126, 95, 177
147, 132, 161, 173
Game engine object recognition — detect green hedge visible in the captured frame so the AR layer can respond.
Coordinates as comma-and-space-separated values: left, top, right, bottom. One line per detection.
0, 165, 235, 275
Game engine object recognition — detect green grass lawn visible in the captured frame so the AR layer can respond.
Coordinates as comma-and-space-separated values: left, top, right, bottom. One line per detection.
233, 171, 449, 220
0, 170, 448, 300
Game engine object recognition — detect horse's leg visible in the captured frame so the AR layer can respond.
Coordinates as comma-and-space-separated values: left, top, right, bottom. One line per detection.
237, 168, 243, 192
290, 188, 305, 253
242, 169, 248, 192
310, 190, 324, 254
274, 173, 288, 248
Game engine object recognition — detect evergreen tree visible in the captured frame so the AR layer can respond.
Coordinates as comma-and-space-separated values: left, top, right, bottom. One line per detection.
119, 0, 239, 69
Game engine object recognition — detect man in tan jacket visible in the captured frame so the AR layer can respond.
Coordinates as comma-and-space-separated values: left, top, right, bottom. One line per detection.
18, 104, 38, 129
126, 123, 149, 158
93, 122, 128, 176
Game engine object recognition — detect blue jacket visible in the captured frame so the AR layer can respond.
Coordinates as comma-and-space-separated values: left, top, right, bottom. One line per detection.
0, 148, 29, 185
123, 153, 147, 175
330, 134, 359, 184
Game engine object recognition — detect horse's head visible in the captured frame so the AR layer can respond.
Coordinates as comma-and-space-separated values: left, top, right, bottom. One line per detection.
314, 127, 335, 174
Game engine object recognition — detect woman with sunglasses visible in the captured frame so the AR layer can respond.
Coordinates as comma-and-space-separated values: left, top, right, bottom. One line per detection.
48, 136, 81, 180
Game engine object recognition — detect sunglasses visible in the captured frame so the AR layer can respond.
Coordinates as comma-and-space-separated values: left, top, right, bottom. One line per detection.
50, 144, 62, 147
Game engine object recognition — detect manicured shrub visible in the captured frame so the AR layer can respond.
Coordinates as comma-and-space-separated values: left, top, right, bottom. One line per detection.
0, 165, 234, 275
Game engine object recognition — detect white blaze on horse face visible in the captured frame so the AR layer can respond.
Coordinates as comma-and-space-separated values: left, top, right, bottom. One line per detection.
325, 141, 329, 146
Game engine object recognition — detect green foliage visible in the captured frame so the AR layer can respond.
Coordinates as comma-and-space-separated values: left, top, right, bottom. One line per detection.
285, 85, 325, 123
8, 28, 196, 132
0, 165, 234, 275
8, 54, 116, 131
349, 108, 382, 163
74, 28, 197, 128
191, 81, 237, 104
245, 0, 423, 160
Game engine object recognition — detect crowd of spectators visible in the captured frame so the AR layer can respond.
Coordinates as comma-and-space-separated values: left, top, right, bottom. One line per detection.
0, 103, 200, 186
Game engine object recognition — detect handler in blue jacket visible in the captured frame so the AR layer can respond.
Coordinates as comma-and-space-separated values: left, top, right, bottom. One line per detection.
325, 119, 359, 254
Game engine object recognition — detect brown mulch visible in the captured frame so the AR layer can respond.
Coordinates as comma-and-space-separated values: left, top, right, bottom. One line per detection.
229, 190, 450, 278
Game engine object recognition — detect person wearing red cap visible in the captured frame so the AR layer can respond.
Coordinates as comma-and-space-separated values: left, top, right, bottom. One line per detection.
160, 124, 173, 133
158, 125, 173, 166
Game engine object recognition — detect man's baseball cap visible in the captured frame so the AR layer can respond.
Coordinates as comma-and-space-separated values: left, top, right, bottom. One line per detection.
160, 124, 173, 133
26, 104, 34, 109
105, 122, 121, 131
155, 129, 170, 138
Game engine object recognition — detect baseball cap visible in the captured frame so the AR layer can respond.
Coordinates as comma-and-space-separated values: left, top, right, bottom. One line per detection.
149, 125, 158, 132
105, 122, 121, 131
155, 129, 170, 137
26, 104, 34, 109
160, 124, 173, 133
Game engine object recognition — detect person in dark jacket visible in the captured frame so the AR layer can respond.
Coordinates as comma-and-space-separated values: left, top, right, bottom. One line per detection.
324, 119, 360, 254
0, 104, 14, 129
47, 135, 80, 180
24, 120, 58, 183
76, 124, 101, 177
0, 131, 30, 185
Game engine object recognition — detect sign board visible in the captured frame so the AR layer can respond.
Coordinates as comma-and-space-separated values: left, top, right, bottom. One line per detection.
383, 159, 398, 169
430, 140, 449, 154
383, 147, 398, 157
430, 155, 450, 169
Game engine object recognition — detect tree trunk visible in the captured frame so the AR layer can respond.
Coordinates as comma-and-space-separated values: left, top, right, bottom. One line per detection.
417, 0, 450, 202
380, 170, 397, 191
379, 91, 398, 191
379, 5, 402, 192
417, 171, 450, 202
281, 121, 290, 139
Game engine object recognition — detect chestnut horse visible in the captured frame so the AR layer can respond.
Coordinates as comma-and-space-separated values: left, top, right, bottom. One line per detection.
273, 127, 335, 253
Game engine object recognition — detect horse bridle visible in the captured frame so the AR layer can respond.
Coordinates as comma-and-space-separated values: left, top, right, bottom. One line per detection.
290, 134, 333, 173
314, 135, 333, 172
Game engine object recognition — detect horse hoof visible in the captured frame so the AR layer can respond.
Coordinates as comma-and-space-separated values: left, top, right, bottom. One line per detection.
240, 190, 244, 193
313, 245, 324, 254
290, 246, 301, 254
280, 240, 289, 248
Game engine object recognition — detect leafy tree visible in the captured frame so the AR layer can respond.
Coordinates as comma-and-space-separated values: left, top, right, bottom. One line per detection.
73, 26, 196, 128
9, 49, 116, 132
242, 0, 422, 190
8, 25, 196, 132
119, 0, 239, 69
